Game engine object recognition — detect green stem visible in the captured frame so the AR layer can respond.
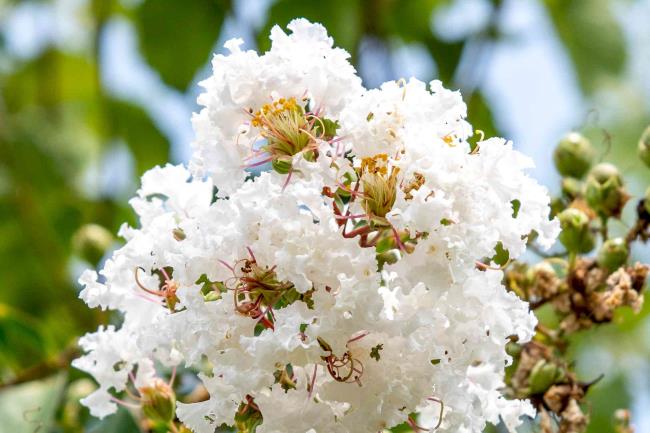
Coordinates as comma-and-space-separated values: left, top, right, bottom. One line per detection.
568, 251, 577, 273
600, 215, 609, 241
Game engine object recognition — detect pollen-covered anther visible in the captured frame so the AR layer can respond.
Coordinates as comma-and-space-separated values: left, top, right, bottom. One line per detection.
402, 172, 425, 201
248, 97, 337, 175
359, 153, 400, 219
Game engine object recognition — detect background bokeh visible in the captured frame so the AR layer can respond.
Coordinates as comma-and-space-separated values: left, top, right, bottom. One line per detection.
0, 0, 649, 432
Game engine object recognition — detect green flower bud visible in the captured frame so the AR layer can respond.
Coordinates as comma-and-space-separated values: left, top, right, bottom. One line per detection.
72, 224, 114, 265
585, 163, 629, 218
597, 237, 628, 272
505, 342, 522, 359
558, 208, 594, 253
638, 125, 650, 168
140, 379, 176, 425
561, 177, 583, 200
549, 197, 565, 219
529, 359, 564, 395
553, 132, 594, 178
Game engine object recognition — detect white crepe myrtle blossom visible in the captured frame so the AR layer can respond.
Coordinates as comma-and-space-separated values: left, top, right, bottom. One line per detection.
191, 18, 362, 196
74, 19, 559, 433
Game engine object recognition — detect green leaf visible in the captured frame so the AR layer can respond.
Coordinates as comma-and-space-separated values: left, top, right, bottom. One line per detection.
544, 0, 626, 93
584, 374, 629, 433
0, 305, 45, 372
0, 373, 67, 433
467, 91, 498, 141
106, 98, 170, 175
379, 0, 441, 42
2, 49, 98, 113
134, 0, 230, 90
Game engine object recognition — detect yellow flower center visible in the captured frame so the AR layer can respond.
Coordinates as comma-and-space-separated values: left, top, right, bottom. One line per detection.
250, 97, 320, 173
359, 154, 400, 219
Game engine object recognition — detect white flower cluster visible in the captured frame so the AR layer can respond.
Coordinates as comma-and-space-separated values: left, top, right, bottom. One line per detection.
74, 19, 559, 433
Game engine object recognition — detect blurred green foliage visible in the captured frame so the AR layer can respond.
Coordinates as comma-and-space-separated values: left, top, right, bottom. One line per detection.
0, 0, 647, 432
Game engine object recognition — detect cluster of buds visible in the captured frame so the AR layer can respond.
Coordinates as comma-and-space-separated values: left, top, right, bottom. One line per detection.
508, 341, 590, 433
504, 127, 650, 433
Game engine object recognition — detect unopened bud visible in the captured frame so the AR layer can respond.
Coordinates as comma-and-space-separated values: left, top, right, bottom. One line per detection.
72, 224, 114, 265
553, 132, 594, 178
550, 197, 565, 218
585, 163, 629, 218
505, 342, 522, 359
529, 359, 564, 395
561, 177, 583, 200
140, 379, 176, 425
597, 237, 628, 273
558, 208, 594, 253
638, 125, 650, 168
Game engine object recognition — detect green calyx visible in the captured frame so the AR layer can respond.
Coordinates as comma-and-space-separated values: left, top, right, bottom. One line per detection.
558, 208, 594, 254
584, 163, 629, 218
553, 132, 594, 178
596, 237, 629, 273
140, 379, 176, 425
528, 359, 565, 395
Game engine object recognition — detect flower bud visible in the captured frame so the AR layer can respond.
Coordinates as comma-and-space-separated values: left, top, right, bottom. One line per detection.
561, 177, 583, 200
549, 197, 565, 218
529, 359, 564, 395
645, 186, 650, 215
140, 379, 176, 425
72, 224, 114, 265
585, 163, 629, 218
558, 208, 594, 253
638, 125, 650, 168
553, 132, 594, 178
505, 342, 522, 359
596, 237, 628, 272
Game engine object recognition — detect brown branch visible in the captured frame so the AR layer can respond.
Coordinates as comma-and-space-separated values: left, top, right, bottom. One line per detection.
0, 345, 79, 390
